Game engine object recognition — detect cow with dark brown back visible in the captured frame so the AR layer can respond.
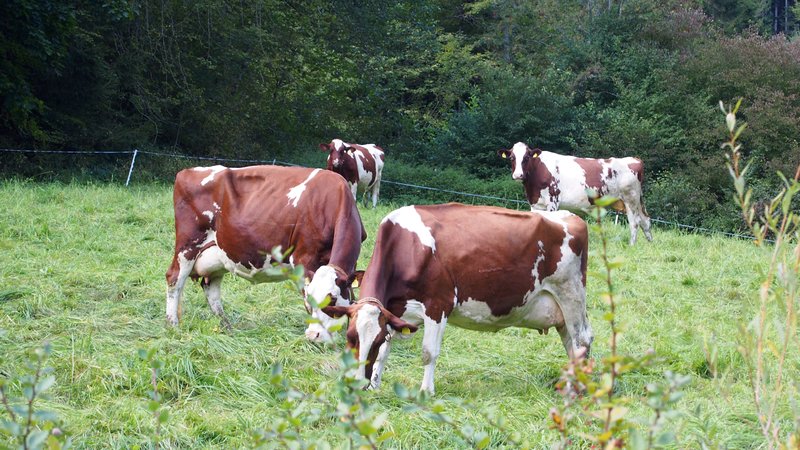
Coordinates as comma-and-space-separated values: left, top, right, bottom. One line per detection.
319, 139, 385, 208
322, 203, 593, 395
498, 142, 653, 245
165, 165, 366, 342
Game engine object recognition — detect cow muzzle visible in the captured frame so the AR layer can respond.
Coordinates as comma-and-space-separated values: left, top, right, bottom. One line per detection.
304, 323, 334, 344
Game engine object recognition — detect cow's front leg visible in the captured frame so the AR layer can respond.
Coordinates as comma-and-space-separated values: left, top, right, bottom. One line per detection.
369, 333, 393, 390
420, 315, 448, 395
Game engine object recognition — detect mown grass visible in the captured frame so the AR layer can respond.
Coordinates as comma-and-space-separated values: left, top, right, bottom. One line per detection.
0, 180, 790, 449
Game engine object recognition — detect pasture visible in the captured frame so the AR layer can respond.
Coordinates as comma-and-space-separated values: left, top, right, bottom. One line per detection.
0, 180, 784, 448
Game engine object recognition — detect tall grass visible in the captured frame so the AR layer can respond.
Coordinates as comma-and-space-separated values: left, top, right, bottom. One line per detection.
0, 180, 787, 448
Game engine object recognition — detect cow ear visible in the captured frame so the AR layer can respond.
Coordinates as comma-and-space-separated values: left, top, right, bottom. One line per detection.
497, 149, 510, 159
530, 147, 542, 158
322, 305, 352, 318
386, 314, 418, 334
349, 270, 365, 289
319, 143, 331, 151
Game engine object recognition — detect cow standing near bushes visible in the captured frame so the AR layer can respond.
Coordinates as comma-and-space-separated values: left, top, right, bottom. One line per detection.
498, 142, 653, 245
165, 165, 366, 343
322, 203, 593, 395
320, 139, 385, 208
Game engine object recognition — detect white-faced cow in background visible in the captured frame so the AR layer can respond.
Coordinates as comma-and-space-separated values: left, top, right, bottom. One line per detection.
320, 139, 385, 208
166, 165, 366, 342
498, 142, 653, 245
322, 203, 593, 395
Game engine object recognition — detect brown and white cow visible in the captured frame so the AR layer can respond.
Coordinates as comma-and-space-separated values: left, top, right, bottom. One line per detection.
322, 203, 593, 394
497, 142, 653, 245
319, 139, 385, 208
165, 165, 366, 342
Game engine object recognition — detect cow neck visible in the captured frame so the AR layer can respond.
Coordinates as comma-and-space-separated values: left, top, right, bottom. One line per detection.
356, 297, 383, 308
327, 263, 348, 280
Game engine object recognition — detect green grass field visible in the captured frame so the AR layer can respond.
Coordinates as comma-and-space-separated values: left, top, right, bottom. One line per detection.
0, 180, 790, 449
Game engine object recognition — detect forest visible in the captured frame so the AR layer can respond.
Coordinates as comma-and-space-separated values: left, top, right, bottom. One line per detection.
2, 0, 800, 230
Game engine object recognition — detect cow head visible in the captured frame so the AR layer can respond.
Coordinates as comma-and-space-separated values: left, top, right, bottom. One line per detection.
303, 265, 360, 343
497, 142, 542, 182
320, 139, 352, 170
323, 298, 418, 387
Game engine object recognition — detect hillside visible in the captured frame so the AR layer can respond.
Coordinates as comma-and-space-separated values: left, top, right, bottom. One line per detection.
0, 181, 786, 448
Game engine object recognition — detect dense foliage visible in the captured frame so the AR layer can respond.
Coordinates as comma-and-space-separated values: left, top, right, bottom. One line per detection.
2, 0, 799, 229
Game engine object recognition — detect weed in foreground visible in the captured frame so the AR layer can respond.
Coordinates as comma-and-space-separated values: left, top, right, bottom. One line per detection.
0, 342, 71, 450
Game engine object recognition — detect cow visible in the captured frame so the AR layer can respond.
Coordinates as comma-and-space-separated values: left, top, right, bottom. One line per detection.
497, 142, 653, 245
165, 164, 366, 343
321, 203, 593, 395
319, 139, 385, 208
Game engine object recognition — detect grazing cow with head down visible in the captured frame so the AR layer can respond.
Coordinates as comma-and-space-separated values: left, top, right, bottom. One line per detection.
165, 165, 366, 342
497, 142, 653, 245
322, 203, 593, 395
320, 139, 385, 208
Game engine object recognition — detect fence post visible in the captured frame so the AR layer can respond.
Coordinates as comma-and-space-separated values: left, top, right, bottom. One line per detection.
125, 149, 139, 186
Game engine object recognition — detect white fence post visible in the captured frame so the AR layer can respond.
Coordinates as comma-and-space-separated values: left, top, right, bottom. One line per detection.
125, 149, 139, 186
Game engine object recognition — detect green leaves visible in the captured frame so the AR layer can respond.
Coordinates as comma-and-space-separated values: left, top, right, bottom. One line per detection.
0, 342, 70, 450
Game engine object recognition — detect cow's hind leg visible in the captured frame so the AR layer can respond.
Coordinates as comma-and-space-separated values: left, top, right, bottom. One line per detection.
624, 206, 639, 246
550, 286, 593, 361
370, 179, 381, 208
166, 251, 195, 326
420, 315, 448, 395
202, 275, 231, 332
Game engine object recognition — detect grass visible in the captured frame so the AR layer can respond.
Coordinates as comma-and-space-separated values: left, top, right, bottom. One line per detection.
0, 179, 792, 449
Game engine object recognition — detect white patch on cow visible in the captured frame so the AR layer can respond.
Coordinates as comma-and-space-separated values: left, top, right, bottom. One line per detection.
353, 149, 369, 183
194, 165, 227, 186
305, 266, 341, 307
202, 210, 214, 221
193, 242, 294, 284
382, 206, 436, 252
450, 297, 494, 326
213, 202, 221, 211
304, 265, 345, 343
355, 304, 383, 378
331, 139, 348, 151
196, 229, 216, 248
286, 168, 321, 207
510, 142, 528, 181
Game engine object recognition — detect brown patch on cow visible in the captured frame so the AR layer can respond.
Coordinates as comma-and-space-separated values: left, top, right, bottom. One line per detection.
523, 154, 556, 206
531, 219, 567, 297
325, 145, 360, 184
575, 158, 606, 195
628, 159, 644, 183
567, 217, 589, 286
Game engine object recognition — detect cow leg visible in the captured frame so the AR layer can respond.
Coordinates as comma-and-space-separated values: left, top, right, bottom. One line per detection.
640, 208, 653, 242
350, 182, 359, 203
420, 315, 448, 395
165, 251, 195, 326
551, 287, 593, 361
202, 275, 231, 332
369, 336, 393, 390
370, 181, 380, 208
625, 207, 639, 246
